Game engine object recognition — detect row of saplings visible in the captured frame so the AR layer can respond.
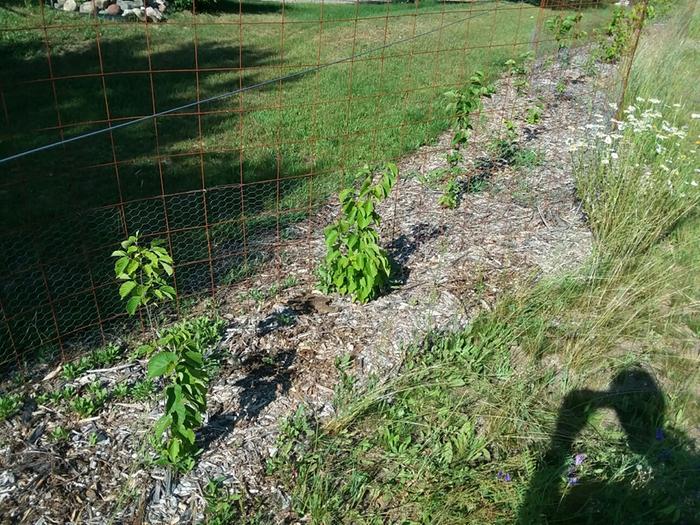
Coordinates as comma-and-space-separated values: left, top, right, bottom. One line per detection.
104, 0, 650, 480
107, 72, 502, 473
111, 164, 399, 472
111, 169, 398, 472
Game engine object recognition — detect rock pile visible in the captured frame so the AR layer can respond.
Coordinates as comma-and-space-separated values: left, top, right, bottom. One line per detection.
53, 0, 167, 22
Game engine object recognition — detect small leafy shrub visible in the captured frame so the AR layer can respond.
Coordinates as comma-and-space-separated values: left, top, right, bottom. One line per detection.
546, 13, 585, 65
131, 378, 156, 401
0, 393, 22, 420
439, 178, 460, 209
70, 396, 98, 418
71, 381, 108, 418
556, 79, 567, 95
492, 120, 519, 163
596, 4, 648, 63
525, 104, 543, 125
545, 13, 585, 50
112, 232, 175, 318
113, 381, 130, 400
204, 478, 244, 524
61, 344, 124, 381
505, 52, 533, 94
444, 71, 495, 147
38, 385, 76, 406
49, 425, 70, 443
62, 356, 92, 380
146, 321, 217, 471
318, 164, 398, 303
92, 343, 122, 367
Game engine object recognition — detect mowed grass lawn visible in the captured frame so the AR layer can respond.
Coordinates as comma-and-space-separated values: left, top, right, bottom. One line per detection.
0, 0, 611, 227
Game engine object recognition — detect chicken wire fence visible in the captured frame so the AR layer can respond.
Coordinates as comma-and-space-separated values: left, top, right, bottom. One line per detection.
0, 0, 643, 372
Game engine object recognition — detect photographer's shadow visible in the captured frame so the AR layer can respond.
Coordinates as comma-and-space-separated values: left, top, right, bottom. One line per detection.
518, 367, 700, 524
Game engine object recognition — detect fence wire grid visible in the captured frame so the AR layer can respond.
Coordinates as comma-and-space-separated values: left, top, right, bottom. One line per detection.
0, 0, 642, 373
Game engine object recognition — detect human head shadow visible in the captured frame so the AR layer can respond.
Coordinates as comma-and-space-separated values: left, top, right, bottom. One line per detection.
518, 367, 700, 524
197, 349, 296, 452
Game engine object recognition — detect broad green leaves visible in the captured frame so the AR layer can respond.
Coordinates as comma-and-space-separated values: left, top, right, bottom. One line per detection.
545, 13, 585, 53
318, 164, 397, 303
111, 232, 175, 317
147, 351, 178, 377
444, 70, 495, 148
147, 320, 220, 472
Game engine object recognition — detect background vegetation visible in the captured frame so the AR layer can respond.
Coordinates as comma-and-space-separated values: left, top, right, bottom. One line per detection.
0, 0, 611, 364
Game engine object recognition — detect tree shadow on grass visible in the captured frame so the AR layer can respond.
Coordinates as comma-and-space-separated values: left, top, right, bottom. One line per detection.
192, 0, 290, 15
518, 367, 700, 524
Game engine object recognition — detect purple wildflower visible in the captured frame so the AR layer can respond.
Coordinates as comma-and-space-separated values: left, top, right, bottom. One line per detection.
574, 453, 586, 466
497, 471, 511, 482
655, 427, 665, 441
567, 476, 579, 487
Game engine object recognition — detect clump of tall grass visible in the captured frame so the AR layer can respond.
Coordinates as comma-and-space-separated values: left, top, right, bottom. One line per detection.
573, 101, 699, 260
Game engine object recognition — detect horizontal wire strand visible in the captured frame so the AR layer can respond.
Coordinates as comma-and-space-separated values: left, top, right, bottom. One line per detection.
0, 9, 488, 165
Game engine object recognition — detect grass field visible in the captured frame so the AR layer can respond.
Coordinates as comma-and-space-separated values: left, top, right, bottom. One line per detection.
0, 1, 614, 362
268, 2, 700, 523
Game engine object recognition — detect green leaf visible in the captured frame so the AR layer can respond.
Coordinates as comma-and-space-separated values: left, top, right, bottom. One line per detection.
119, 280, 137, 299
114, 257, 129, 276
168, 437, 181, 462
126, 259, 139, 275
125, 296, 141, 315
161, 262, 174, 276
154, 414, 172, 440
147, 351, 178, 378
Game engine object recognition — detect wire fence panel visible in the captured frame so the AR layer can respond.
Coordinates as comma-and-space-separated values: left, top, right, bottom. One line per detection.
0, 0, 643, 373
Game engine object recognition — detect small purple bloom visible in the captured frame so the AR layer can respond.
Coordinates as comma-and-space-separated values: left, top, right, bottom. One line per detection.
655, 428, 665, 441
574, 453, 586, 466
567, 476, 578, 487
497, 470, 504, 479
504, 473, 512, 482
